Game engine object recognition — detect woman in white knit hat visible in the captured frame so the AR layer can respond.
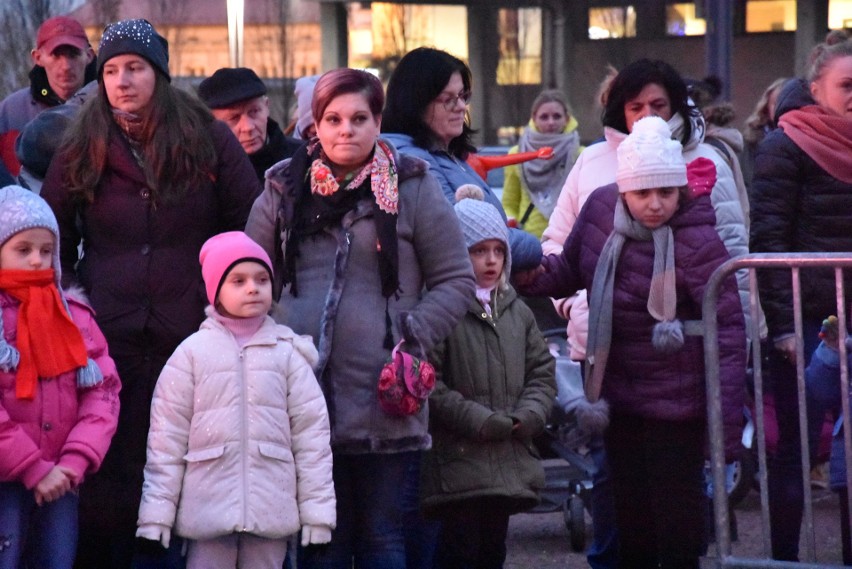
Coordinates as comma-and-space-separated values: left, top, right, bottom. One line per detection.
517, 115, 747, 568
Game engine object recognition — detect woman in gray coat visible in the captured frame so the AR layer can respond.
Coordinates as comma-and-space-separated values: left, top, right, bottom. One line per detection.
245, 68, 474, 569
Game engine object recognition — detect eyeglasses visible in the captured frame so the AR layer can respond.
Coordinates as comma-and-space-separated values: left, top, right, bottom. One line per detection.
435, 90, 472, 111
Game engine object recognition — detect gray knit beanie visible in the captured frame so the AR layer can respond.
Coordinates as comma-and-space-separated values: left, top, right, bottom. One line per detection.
453, 184, 511, 278
0, 185, 61, 285
294, 74, 320, 139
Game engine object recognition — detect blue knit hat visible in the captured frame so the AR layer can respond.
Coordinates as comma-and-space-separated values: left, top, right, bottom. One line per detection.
453, 184, 511, 278
0, 185, 103, 389
98, 19, 170, 81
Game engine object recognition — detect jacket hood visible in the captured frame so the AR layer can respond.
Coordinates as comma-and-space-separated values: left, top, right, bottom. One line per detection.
28, 59, 97, 106
774, 78, 814, 122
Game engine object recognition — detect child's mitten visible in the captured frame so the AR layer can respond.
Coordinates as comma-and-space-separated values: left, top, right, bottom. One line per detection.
301, 524, 333, 546
136, 523, 171, 548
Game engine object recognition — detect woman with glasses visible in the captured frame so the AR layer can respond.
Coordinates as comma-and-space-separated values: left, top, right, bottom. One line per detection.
382, 47, 542, 277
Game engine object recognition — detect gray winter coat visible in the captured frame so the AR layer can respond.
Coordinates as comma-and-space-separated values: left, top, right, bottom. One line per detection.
245, 140, 475, 454
421, 286, 556, 515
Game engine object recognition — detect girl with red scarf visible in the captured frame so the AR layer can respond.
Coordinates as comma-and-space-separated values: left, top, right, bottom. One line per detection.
0, 185, 120, 569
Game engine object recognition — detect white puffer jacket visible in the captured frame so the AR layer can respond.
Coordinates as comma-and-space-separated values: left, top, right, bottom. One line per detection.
542, 113, 753, 360
138, 309, 335, 540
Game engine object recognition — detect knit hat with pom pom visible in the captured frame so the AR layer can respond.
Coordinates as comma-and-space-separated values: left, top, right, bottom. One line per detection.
453, 184, 511, 277
616, 115, 686, 193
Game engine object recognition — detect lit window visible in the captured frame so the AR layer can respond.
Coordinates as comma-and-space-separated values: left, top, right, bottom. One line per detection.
829, 0, 852, 29
667, 3, 706, 36
745, 0, 796, 32
589, 6, 637, 39
496, 8, 542, 85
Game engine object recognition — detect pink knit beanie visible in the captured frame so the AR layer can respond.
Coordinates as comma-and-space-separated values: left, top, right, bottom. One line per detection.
199, 231, 273, 305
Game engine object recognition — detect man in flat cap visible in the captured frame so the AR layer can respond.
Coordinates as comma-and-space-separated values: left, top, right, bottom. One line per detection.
0, 15, 96, 177
199, 67, 302, 181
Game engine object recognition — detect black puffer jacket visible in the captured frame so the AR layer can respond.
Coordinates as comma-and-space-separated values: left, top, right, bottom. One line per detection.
749, 79, 852, 338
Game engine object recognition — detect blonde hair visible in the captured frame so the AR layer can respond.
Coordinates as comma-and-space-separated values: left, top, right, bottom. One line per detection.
743, 77, 787, 145
807, 30, 852, 83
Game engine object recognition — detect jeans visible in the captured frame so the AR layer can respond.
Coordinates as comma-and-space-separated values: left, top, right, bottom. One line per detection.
0, 481, 78, 569
587, 435, 618, 569
605, 414, 705, 569
299, 451, 417, 569
766, 319, 821, 561
402, 452, 440, 569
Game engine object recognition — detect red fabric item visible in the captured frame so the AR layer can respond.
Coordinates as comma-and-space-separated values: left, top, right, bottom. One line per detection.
0, 130, 21, 176
779, 105, 852, 185
0, 269, 87, 399
466, 147, 554, 181
685, 157, 717, 199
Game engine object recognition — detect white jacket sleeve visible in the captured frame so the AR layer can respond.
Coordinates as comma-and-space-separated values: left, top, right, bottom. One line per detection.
137, 345, 196, 529
286, 339, 336, 529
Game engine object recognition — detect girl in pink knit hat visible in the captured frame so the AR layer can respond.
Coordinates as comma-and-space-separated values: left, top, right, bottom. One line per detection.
136, 231, 335, 569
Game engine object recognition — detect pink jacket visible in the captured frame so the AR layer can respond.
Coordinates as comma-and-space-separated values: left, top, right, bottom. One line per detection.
0, 290, 120, 489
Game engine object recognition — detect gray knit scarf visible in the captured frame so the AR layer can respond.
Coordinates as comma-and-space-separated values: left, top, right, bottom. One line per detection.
585, 198, 682, 402
518, 128, 580, 218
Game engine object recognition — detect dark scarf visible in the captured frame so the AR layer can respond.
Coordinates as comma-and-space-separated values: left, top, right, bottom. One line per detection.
281, 141, 400, 299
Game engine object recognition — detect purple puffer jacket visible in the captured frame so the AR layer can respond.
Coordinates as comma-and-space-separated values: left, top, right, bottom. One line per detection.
520, 183, 746, 457
0, 290, 120, 489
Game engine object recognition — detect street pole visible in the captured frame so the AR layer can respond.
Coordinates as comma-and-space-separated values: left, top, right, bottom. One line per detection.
227, 0, 245, 67
704, 0, 732, 100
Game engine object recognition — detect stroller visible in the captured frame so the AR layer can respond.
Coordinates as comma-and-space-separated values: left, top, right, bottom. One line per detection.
530, 328, 597, 552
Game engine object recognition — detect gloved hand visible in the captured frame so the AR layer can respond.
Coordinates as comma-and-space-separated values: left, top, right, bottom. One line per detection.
301, 524, 333, 546
136, 523, 171, 549
479, 413, 514, 441
509, 409, 544, 439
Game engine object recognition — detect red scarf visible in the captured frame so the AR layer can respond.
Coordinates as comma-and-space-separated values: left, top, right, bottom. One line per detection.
0, 269, 88, 399
778, 105, 852, 185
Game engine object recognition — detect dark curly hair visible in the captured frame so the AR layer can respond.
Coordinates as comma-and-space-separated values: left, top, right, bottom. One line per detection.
601, 59, 700, 145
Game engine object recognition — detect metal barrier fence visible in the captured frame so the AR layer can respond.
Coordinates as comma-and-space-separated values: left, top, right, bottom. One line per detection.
703, 253, 852, 569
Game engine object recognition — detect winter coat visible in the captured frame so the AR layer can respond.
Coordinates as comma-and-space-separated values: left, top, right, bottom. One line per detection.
40, 118, 260, 529
541, 112, 753, 360
382, 132, 542, 272
0, 290, 120, 490
138, 310, 335, 540
248, 118, 303, 182
521, 184, 747, 458
421, 285, 556, 515
502, 117, 584, 239
750, 78, 852, 339
245, 140, 475, 454
0, 62, 97, 176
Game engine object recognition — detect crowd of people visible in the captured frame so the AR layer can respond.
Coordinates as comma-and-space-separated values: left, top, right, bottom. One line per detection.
0, 11, 850, 569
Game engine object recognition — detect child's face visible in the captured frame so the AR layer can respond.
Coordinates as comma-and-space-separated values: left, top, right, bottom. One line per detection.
216, 261, 272, 318
469, 239, 505, 289
622, 187, 680, 229
0, 228, 54, 271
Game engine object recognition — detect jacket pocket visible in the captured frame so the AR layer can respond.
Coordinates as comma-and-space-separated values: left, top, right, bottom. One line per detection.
258, 442, 294, 463
184, 445, 226, 463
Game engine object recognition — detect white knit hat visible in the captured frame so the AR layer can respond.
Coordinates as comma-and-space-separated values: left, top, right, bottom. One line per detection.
615, 116, 686, 193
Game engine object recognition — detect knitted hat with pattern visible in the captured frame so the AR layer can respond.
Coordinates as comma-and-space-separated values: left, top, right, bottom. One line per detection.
453, 184, 511, 277
98, 19, 170, 81
294, 75, 320, 139
0, 185, 61, 285
616, 115, 686, 193
199, 231, 273, 305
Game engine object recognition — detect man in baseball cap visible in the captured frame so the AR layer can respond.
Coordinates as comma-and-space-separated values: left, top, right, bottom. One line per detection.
199, 67, 302, 181
0, 15, 96, 177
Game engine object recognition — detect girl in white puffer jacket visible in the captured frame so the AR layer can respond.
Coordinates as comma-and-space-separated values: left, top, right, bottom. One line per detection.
136, 231, 335, 569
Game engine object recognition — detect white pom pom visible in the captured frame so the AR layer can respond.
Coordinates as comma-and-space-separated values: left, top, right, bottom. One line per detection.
631, 115, 670, 138
455, 184, 485, 203
652, 319, 685, 353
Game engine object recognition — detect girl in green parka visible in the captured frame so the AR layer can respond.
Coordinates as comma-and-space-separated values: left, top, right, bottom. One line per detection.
423, 185, 556, 568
